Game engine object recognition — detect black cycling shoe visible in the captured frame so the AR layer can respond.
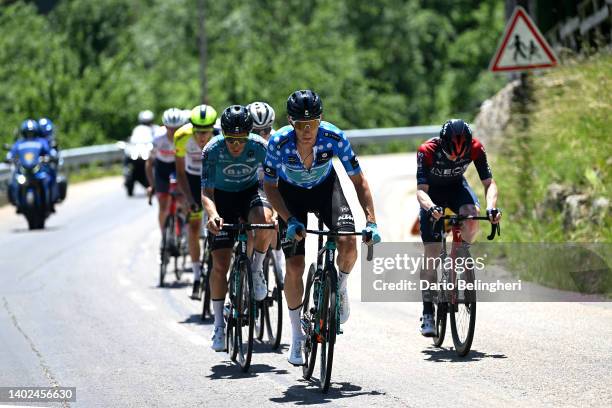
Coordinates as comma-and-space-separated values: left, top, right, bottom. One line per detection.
191, 279, 202, 300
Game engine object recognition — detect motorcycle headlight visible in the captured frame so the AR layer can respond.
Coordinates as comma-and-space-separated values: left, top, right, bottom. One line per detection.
16, 174, 27, 185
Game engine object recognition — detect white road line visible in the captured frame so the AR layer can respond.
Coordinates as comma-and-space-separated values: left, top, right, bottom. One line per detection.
165, 321, 208, 346
128, 291, 157, 311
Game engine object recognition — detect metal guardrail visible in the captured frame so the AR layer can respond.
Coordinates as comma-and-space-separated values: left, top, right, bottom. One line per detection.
0, 143, 123, 191
0, 125, 439, 195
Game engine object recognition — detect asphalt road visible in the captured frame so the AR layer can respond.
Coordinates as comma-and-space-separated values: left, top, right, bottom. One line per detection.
0, 153, 610, 407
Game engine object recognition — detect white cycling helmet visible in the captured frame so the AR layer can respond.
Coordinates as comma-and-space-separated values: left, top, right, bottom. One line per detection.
162, 108, 185, 128
138, 110, 155, 124
247, 102, 275, 129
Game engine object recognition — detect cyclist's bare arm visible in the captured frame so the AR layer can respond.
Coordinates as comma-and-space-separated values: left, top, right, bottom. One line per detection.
263, 180, 292, 222
145, 157, 155, 190
348, 172, 377, 224
481, 178, 501, 223
417, 184, 442, 219
201, 186, 222, 234
175, 156, 195, 205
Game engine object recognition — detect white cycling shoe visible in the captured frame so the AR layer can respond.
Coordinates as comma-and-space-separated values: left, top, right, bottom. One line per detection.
339, 286, 350, 324
211, 326, 226, 352
288, 335, 305, 366
252, 269, 268, 301
420, 314, 436, 337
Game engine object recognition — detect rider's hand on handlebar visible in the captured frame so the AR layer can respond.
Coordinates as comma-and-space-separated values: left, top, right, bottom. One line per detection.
487, 208, 502, 224
286, 216, 306, 241
207, 216, 223, 235
427, 205, 444, 220
362, 221, 381, 245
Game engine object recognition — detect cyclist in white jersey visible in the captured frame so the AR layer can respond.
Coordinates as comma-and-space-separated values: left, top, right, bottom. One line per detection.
146, 108, 186, 231
247, 102, 285, 280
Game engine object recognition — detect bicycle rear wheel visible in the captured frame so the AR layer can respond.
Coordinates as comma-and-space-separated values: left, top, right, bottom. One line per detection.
319, 268, 337, 393
432, 301, 447, 347
302, 264, 318, 379
159, 215, 174, 287
449, 268, 476, 356
257, 252, 283, 349
235, 256, 255, 372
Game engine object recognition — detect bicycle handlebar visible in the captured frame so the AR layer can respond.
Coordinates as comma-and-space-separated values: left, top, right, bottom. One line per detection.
221, 223, 276, 231
436, 214, 501, 240
291, 228, 375, 261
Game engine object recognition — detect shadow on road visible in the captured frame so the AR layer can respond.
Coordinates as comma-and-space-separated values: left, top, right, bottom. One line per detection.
421, 346, 507, 362
270, 379, 385, 405
252, 341, 289, 355
152, 280, 191, 290
207, 363, 289, 380
178, 313, 213, 325
10, 225, 62, 233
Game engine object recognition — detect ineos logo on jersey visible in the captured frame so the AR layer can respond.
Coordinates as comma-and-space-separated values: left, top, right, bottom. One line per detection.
223, 164, 253, 177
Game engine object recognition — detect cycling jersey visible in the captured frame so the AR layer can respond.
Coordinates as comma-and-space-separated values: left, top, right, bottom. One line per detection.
416, 137, 492, 186
174, 124, 205, 176
151, 127, 176, 163
263, 121, 361, 189
201, 134, 267, 192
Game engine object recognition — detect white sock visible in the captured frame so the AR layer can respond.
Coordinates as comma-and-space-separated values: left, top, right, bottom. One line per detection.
272, 249, 285, 278
213, 299, 225, 328
252, 250, 266, 273
192, 262, 201, 281
338, 270, 350, 291
288, 305, 304, 339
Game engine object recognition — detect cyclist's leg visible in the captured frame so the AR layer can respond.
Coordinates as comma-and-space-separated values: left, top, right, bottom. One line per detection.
419, 186, 445, 320
154, 161, 174, 231
246, 186, 275, 261
277, 179, 309, 354
209, 189, 239, 329
451, 179, 481, 244
319, 170, 357, 279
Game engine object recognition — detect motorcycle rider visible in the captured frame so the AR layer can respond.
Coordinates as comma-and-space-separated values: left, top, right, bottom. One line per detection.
6, 120, 54, 212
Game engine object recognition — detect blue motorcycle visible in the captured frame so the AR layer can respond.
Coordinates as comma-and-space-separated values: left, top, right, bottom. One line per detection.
5, 146, 54, 230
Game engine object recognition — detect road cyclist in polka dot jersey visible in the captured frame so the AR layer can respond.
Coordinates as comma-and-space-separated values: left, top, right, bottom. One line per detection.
263, 89, 381, 366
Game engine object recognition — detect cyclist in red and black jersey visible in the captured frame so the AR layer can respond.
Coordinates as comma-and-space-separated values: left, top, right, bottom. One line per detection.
416, 119, 501, 336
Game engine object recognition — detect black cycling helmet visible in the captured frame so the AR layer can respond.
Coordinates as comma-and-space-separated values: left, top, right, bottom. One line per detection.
286, 89, 322, 120
220, 105, 253, 136
439, 119, 472, 159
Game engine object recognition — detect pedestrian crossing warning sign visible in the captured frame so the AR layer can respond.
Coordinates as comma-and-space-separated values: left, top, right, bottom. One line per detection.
489, 6, 558, 72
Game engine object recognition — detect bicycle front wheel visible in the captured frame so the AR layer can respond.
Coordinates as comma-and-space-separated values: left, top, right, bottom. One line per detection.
319, 268, 337, 393
449, 268, 476, 356
302, 263, 318, 380
235, 256, 255, 372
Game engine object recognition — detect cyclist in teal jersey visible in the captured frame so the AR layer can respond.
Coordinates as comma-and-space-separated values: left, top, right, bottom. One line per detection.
201, 105, 275, 351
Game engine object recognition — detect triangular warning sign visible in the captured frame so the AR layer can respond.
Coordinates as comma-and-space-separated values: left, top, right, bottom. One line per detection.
490, 6, 558, 72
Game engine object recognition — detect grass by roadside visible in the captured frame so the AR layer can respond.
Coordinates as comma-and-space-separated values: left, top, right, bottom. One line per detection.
468, 52, 611, 295
67, 162, 122, 184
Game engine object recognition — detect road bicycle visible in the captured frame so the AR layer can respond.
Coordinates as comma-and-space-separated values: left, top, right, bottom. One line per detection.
150, 175, 188, 287
431, 209, 500, 356
300, 217, 374, 393
222, 222, 275, 372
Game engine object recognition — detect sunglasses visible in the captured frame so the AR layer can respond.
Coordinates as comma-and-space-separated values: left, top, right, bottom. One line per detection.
193, 126, 213, 134
225, 136, 248, 145
291, 118, 321, 130
253, 127, 272, 136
